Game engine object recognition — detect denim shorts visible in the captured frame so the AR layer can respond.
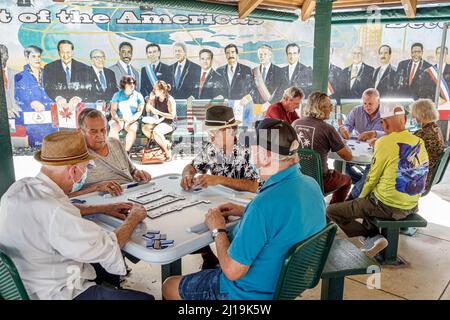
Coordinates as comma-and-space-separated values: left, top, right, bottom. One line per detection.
179, 268, 228, 300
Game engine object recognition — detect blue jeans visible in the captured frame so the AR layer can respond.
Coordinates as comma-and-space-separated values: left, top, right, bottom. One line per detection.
350, 165, 371, 199
179, 268, 227, 300
346, 163, 366, 184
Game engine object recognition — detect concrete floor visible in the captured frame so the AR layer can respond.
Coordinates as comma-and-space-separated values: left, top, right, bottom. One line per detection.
12, 155, 450, 300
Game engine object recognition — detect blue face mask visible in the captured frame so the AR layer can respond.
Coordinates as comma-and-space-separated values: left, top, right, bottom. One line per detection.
71, 169, 88, 193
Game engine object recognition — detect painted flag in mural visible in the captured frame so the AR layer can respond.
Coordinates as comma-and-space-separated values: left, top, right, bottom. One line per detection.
426, 65, 450, 102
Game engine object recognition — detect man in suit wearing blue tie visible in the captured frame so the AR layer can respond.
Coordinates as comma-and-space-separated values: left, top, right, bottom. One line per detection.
216, 44, 253, 100
86, 49, 117, 103
43, 40, 90, 102
170, 42, 201, 99
109, 42, 140, 90
140, 43, 172, 98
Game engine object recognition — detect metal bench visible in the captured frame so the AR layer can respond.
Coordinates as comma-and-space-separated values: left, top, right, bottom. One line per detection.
321, 239, 380, 300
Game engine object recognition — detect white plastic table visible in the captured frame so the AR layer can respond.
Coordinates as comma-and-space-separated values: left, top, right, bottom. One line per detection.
329, 139, 373, 173
75, 174, 248, 281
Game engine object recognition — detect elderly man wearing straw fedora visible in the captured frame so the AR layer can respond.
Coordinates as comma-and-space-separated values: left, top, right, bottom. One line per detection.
180, 104, 260, 270
0, 131, 154, 300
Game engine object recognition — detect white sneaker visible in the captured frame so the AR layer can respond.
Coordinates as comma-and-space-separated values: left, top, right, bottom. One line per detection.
361, 235, 388, 258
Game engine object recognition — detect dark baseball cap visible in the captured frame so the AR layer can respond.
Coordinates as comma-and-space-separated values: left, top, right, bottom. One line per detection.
251, 118, 299, 156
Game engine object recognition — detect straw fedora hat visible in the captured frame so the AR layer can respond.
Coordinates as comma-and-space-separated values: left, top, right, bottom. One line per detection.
203, 105, 241, 131
34, 131, 96, 166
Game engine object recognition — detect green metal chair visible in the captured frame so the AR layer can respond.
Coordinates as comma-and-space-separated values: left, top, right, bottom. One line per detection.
273, 223, 337, 300
297, 148, 324, 193
422, 146, 450, 196
0, 250, 29, 300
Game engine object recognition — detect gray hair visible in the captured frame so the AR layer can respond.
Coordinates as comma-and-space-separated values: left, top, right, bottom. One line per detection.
303, 92, 329, 120
24, 45, 43, 58
258, 44, 272, 52
77, 108, 107, 129
90, 49, 105, 58
410, 99, 439, 123
173, 42, 187, 53
283, 86, 304, 100
362, 88, 380, 99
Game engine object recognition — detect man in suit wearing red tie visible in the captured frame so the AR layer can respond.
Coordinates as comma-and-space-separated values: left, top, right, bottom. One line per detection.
194, 49, 225, 100
216, 44, 253, 100
396, 43, 433, 100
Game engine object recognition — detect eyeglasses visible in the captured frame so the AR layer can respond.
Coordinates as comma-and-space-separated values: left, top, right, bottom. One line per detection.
92, 56, 105, 59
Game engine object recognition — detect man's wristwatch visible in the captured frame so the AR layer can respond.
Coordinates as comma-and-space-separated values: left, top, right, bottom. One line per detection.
211, 228, 227, 239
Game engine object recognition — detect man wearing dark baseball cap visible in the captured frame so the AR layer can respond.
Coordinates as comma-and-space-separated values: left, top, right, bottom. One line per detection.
0, 131, 153, 300
163, 119, 327, 300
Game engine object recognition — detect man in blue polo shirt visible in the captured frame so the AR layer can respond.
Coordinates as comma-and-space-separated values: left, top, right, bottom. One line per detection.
162, 119, 326, 300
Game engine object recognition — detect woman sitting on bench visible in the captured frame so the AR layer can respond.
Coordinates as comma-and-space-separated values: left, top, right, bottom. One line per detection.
142, 80, 176, 161
108, 75, 145, 152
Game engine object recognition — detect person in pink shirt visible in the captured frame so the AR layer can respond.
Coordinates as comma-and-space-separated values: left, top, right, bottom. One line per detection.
265, 86, 304, 124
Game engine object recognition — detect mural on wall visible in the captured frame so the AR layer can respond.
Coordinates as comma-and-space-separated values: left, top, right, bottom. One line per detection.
0, 0, 449, 148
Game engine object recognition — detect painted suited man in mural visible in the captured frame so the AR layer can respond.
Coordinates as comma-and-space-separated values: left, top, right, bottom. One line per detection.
86, 49, 117, 103
140, 43, 172, 99
282, 43, 313, 98
340, 46, 374, 99
373, 45, 397, 98
170, 42, 201, 99
109, 42, 140, 91
328, 48, 342, 103
436, 46, 450, 85
0, 44, 20, 120
194, 49, 226, 100
14, 45, 57, 147
250, 44, 284, 106
396, 43, 433, 100
43, 40, 90, 102
216, 44, 253, 100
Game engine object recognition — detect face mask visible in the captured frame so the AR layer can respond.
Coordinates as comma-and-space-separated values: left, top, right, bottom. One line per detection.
71, 169, 88, 193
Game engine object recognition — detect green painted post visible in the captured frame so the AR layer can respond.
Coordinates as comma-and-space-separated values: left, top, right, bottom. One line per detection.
0, 51, 15, 198
312, 0, 333, 93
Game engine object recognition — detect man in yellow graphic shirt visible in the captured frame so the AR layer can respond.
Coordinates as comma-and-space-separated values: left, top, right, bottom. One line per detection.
327, 102, 429, 258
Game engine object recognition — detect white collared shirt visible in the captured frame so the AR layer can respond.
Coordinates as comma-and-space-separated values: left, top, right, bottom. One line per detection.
200, 68, 211, 83
0, 172, 126, 300
62, 61, 72, 74
288, 62, 298, 81
260, 63, 271, 81
350, 62, 362, 88
376, 64, 389, 87
176, 59, 187, 75
119, 60, 133, 74
92, 66, 105, 83
227, 63, 237, 84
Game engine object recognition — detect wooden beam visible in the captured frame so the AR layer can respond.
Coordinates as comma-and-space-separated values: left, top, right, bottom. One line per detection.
301, 0, 316, 21
401, 0, 417, 18
238, 0, 265, 19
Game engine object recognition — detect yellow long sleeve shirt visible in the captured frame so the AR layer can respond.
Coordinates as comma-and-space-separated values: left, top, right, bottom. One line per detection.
360, 130, 429, 210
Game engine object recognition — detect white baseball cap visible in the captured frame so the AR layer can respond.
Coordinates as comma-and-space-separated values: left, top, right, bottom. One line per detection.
379, 102, 405, 119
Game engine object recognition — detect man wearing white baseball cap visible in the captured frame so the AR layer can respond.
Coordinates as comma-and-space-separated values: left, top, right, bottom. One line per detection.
327, 102, 429, 258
